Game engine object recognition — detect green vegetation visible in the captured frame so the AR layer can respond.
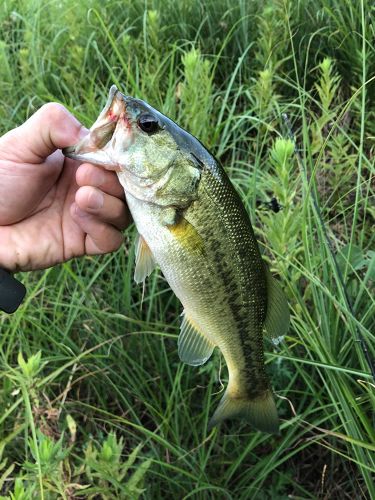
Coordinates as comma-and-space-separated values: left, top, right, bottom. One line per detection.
0, 0, 374, 497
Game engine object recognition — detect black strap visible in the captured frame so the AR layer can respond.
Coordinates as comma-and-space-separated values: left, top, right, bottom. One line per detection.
0, 268, 26, 313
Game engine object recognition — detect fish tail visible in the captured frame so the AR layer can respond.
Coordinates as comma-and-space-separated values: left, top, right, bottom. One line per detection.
208, 389, 279, 434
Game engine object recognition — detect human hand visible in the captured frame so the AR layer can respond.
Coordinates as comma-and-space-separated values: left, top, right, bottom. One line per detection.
0, 103, 130, 271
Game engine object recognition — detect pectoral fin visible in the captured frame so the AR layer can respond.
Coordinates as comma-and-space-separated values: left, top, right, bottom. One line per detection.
134, 234, 157, 284
263, 269, 290, 345
178, 311, 215, 366
169, 217, 205, 254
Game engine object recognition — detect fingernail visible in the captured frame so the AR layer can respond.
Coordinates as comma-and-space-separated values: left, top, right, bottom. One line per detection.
87, 190, 104, 209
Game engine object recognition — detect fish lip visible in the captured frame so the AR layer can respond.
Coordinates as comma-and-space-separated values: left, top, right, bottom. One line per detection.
62, 85, 125, 161
62, 142, 115, 166
108, 84, 119, 101
101, 84, 121, 116
62, 145, 76, 157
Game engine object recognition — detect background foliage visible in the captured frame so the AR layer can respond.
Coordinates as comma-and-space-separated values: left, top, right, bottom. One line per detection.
0, 0, 374, 498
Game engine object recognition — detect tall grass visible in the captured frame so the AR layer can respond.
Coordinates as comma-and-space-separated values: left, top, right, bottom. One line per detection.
0, 0, 374, 498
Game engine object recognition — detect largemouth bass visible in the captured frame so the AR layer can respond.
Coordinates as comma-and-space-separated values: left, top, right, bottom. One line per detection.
64, 86, 289, 433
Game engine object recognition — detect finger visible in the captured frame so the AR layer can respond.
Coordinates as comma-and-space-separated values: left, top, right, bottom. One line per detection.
75, 186, 130, 230
76, 162, 125, 199
71, 203, 124, 255
3, 103, 88, 163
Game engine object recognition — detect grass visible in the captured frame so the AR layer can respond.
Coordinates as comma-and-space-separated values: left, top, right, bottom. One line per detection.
0, 0, 374, 498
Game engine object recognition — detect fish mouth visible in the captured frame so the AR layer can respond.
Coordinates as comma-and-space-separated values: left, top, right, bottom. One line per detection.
62, 85, 128, 169
62, 144, 76, 156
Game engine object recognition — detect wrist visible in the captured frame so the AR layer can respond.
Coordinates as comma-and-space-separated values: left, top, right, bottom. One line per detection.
0, 267, 26, 313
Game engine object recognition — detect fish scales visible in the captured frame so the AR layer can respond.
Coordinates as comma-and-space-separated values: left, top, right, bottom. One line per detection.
128, 166, 269, 398
186, 168, 269, 397
63, 86, 290, 433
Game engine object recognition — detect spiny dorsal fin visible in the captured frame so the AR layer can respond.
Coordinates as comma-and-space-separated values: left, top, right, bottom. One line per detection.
178, 311, 215, 366
134, 234, 157, 284
263, 268, 290, 345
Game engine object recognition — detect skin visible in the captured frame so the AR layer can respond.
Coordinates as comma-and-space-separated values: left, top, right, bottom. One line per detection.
0, 103, 130, 272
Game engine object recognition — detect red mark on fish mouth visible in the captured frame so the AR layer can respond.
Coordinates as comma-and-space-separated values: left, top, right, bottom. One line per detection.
107, 110, 118, 121
120, 112, 132, 133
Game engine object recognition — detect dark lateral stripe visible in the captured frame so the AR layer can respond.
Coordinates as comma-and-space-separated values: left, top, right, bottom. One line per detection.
198, 170, 269, 397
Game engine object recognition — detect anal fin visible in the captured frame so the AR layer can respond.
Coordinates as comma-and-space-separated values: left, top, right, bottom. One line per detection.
134, 234, 157, 284
178, 311, 215, 366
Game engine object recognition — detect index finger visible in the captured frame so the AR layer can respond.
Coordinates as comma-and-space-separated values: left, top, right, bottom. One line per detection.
76, 163, 125, 200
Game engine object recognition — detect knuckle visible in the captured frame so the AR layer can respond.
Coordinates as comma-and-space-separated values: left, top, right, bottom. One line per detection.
98, 227, 123, 251
76, 166, 91, 186
76, 163, 104, 187
107, 232, 124, 251
75, 185, 90, 204
108, 201, 128, 229
38, 102, 69, 123
113, 200, 126, 220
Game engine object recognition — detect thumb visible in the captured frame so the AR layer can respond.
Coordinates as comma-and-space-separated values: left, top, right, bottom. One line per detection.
1, 103, 87, 163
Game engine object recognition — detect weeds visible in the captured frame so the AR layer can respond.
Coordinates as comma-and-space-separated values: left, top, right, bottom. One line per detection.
0, 0, 374, 498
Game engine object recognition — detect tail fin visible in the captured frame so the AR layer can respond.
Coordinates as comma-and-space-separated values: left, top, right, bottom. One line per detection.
208, 389, 279, 434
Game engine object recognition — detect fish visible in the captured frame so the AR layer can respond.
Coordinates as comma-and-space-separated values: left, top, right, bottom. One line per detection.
63, 85, 290, 433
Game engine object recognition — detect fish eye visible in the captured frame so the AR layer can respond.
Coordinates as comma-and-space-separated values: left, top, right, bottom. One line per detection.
138, 113, 160, 134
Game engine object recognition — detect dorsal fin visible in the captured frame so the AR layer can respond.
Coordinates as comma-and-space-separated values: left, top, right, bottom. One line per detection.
178, 311, 215, 366
263, 269, 290, 345
134, 234, 157, 284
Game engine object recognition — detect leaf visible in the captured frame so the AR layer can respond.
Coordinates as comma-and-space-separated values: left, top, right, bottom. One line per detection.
337, 244, 367, 273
